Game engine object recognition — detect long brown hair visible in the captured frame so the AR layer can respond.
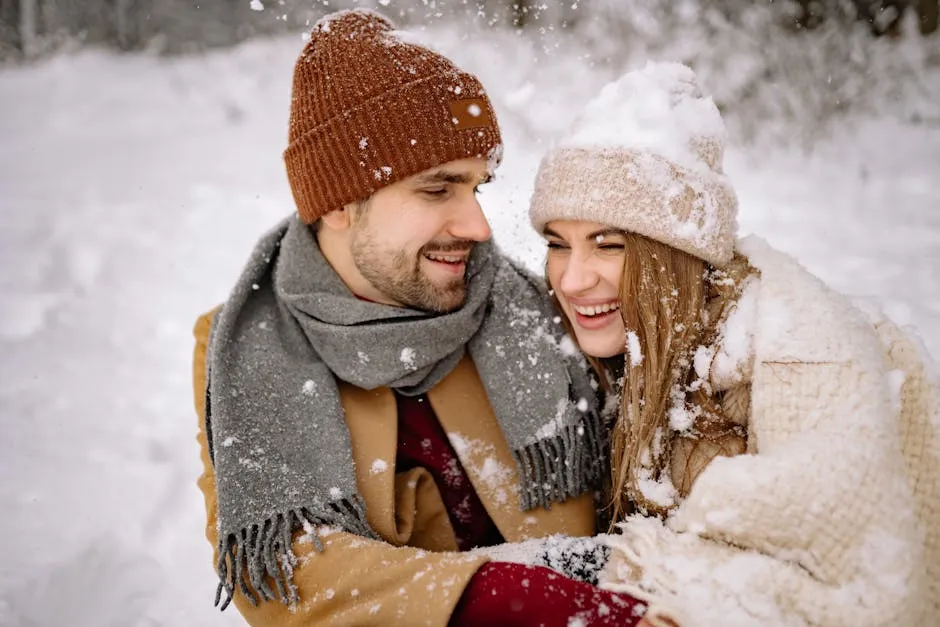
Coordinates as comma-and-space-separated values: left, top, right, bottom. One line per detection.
549, 231, 754, 526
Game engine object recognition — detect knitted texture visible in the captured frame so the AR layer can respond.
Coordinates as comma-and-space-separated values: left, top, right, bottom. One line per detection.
205, 217, 605, 609
529, 63, 737, 267
470, 534, 613, 586
600, 236, 940, 626
284, 10, 502, 223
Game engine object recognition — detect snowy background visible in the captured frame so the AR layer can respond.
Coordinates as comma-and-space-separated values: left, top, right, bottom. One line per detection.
1, 2, 939, 625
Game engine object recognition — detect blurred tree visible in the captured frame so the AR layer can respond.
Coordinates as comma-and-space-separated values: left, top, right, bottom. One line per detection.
793, 0, 828, 30
0, 0, 22, 54
786, 0, 922, 35
854, 0, 910, 36
0, 0, 936, 61
510, 0, 530, 29
919, 0, 939, 33
20, 0, 35, 54
114, 0, 142, 50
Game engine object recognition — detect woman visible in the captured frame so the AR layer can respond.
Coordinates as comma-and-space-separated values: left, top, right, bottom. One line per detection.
527, 63, 939, 626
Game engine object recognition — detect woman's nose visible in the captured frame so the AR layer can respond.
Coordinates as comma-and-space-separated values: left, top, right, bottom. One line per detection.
558, 253, 599, 295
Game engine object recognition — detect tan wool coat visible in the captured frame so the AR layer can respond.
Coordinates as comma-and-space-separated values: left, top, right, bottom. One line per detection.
601, 236, 940, 626
192, 310, 597, 626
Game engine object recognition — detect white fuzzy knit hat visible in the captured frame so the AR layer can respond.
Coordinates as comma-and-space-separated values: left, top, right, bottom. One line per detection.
529, 62, 738, 267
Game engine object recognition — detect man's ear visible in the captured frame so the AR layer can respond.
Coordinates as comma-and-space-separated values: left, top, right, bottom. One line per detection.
320, 204, 353, 231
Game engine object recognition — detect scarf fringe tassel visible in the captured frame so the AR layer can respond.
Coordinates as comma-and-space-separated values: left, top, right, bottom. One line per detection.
214, 496, 376, 611
513, 412, 607, 511
214, 412, 605, 610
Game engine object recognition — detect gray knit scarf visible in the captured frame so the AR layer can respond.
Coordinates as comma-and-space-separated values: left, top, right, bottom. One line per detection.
205, 215, 604, 609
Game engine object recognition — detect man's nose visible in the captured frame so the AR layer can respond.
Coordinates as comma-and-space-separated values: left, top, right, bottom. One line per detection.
449, 195, 492, 243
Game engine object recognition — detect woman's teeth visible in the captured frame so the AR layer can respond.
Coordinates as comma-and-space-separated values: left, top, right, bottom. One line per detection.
572, 302, 619, 317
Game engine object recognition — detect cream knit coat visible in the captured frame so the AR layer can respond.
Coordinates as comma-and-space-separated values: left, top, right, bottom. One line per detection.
600, 236, 940, 626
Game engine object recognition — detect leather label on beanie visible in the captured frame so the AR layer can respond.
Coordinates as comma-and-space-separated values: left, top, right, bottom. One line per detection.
449, 98, 491, 130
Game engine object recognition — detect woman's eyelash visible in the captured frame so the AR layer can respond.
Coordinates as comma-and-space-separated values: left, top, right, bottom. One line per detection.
546, 242, 622, 250
423, 188, 447, 196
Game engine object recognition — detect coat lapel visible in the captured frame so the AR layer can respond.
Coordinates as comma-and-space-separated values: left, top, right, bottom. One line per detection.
429, 355, 596, 541
338, 383, 401, 541
340, 381, 460, 551
340, 355, 597, 546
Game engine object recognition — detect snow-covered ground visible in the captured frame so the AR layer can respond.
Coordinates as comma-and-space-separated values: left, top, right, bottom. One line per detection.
1, 25, 938, 626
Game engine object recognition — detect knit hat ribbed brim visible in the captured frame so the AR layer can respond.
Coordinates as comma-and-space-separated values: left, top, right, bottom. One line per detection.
528, 62, 738, 268
285, 10, 503, 223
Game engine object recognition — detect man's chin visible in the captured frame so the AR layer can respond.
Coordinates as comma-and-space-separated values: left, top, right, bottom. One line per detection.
422, 279, 467, 313
430, 290, 467, 313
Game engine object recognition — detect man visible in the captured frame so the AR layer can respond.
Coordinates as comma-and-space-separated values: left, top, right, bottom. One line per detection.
192, 9, 650, 626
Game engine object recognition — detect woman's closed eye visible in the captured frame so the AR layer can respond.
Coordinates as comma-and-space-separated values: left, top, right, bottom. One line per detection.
546, 241, 570, 251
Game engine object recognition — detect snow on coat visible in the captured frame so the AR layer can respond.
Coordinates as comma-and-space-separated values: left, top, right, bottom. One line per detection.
600, 235, 940, 626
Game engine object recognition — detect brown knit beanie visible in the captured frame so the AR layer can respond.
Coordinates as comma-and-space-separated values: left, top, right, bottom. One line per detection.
285, 10, 503, 223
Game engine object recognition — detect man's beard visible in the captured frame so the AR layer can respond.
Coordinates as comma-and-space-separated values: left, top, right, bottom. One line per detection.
351, 227, 472, 313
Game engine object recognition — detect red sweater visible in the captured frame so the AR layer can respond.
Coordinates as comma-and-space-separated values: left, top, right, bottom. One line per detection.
395, 393, 647, 627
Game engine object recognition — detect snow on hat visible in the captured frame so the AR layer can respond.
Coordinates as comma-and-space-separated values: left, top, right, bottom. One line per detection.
528, 62, 738, 267
285, 9, 502, 223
